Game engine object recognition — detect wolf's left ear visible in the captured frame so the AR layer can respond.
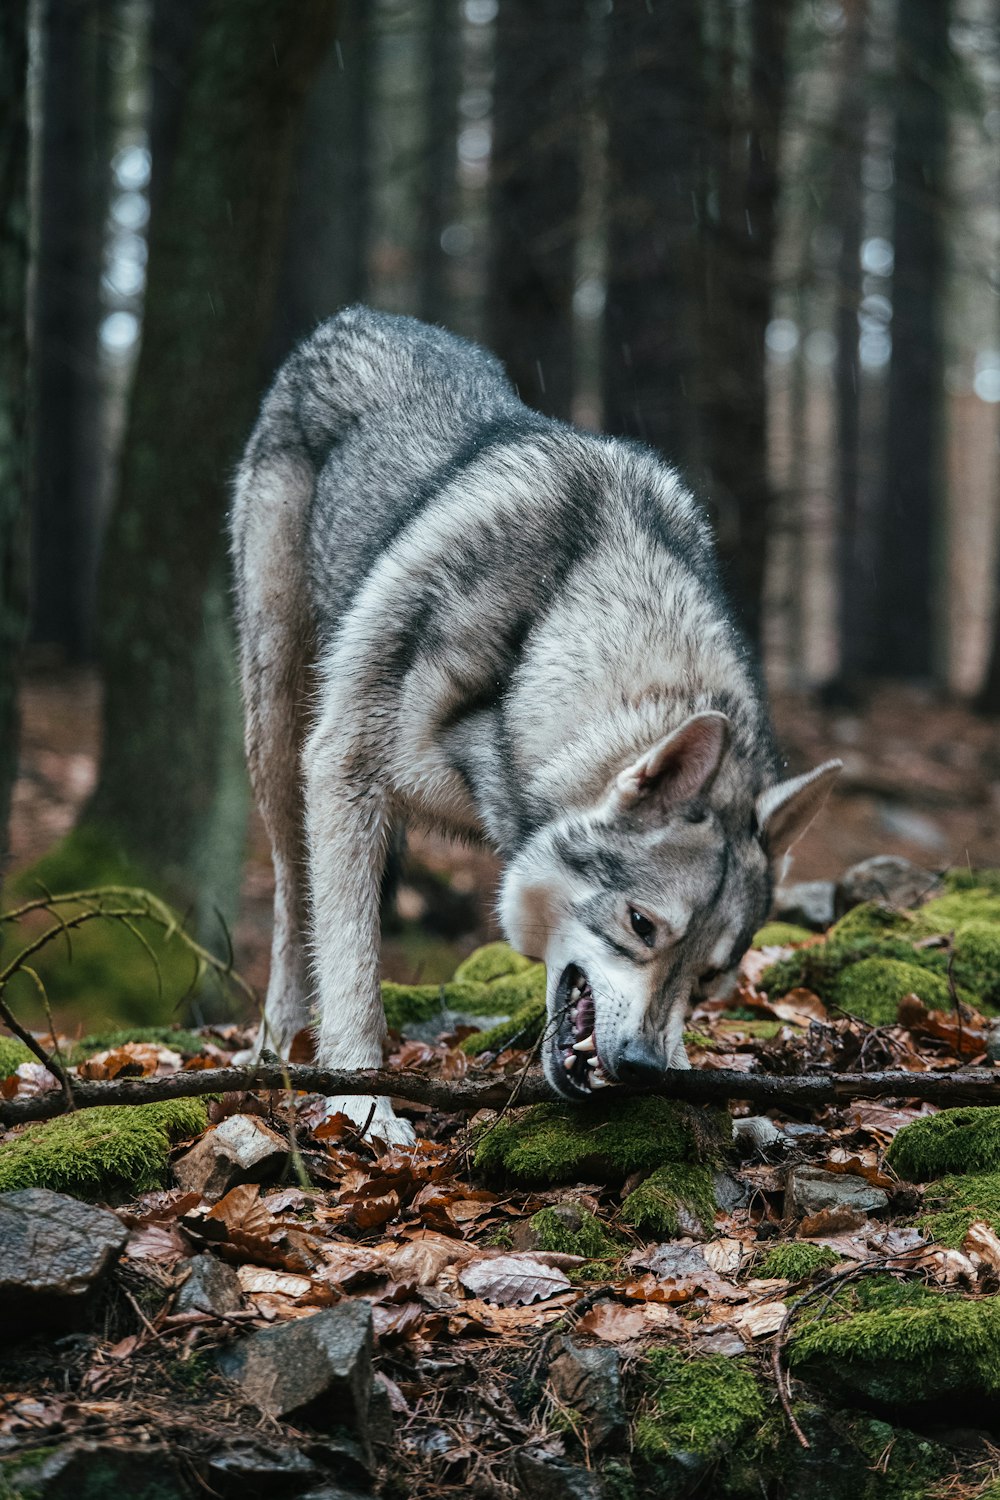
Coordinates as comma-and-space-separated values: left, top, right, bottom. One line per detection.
755, 760, 842, 859
614, 711, 731, 812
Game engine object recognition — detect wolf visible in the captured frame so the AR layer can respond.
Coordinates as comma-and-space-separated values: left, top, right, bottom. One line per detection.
230, 306, 840, 1145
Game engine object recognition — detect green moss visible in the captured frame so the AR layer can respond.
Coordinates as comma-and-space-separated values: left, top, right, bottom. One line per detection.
634, 1348, 764, 1462
912, 889, 1000, 935
64, 1026, 221, 1061
473, 1095, 729, 1185
921, 1170, 1000, 1246
752, 921, 813, 947
887, 1106, 1000, 1181
3, 827, 225, 1031
789, 1275, 1000, 1405
0, 1099, 208, 1198
831, 957, 954, 1024
757, 1242, 839, 1281
830, 901, 911, 944
950, 920, 1000, 1006
380, 979, 490, 1028
620, 1162, 717, 1237
0, 1036, 33, 1076
528, 1205, 624, 1260
461, 995, 546, 1056
453, 942, 535, 984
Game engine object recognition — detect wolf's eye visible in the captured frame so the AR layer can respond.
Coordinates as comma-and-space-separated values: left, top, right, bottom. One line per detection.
629, 908, 656, 946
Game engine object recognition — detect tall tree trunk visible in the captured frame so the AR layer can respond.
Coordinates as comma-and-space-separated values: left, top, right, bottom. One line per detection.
487, 0, 583, 419
700, 0, 792, 643
270, 2, 372, 364
832, 0, 869, 682
418, 0, 460, 327
874, 0, 950, 679
30, 0, 111, 657
602, 0, 705, 465
0, 0, 28, 866
87, 0, 338, 930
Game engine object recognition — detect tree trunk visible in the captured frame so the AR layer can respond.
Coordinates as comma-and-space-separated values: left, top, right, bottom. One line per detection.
487, 0, 583, 419
832, 0, 869, 683
0, 0, 28, 867
700, 0, 792, 644
87, 0, 338, 930
30, 0, 111, 657
874, 0, 950, 679
418, 0, 460, 327
602, 0, 705, 465
269, 3, 372, 364
975, 539, 1000, 714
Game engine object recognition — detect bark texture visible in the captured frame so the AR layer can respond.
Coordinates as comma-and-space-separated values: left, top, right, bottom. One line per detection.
89, 0, 338, 926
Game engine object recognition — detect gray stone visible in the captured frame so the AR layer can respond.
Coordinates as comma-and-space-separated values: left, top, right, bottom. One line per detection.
174, 1253, 243, 1317
549, 1340, 623, 1449
515, 1449, 606, 1500
173, 1112, 290, 1198
835, 855, 939, 918
786, 1165, 888, 1218
987, 1023, 1000, 1065
203, 1442, 320, 1493
0, 1189, 127, 1310
772, 880, 836, 931
4, 1442, 186, 1499
512, 1200, 584, 1251
217, 1300, 373, 1433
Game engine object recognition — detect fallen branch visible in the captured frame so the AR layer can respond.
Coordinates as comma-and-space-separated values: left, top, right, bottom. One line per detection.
6, 1061, 1000, 1127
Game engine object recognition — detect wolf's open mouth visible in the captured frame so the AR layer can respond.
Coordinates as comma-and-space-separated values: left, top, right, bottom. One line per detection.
557, 964, 613, 1092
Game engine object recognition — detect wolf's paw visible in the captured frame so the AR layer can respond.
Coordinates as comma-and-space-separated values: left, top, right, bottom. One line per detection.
324, 1094, 416, 1149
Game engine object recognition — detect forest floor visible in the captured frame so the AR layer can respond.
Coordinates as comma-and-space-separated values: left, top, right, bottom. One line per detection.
3, 665, 1000, 1498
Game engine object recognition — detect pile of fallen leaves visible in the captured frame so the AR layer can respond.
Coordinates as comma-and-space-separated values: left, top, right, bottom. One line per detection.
6, 889, 1000, 1498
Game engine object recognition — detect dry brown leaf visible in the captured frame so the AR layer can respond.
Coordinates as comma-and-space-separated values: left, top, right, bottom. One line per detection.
454, 1291, 578, 1334
962, 1221, 1000, 1274
458, 1254, 572, 1307
125, 1222, 191, 1266
574, 1302, 647, 1343
386, 1231, 477, 1286
731, 1301, 786, 1338
236, 1266, 323, 1302
703, 1238, 745, 1277
898, 994, 988, 1058
620, 1275, 693, 1305
823, 1147, 895, 1190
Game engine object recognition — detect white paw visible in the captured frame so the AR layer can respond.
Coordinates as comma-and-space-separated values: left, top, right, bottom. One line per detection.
324, 1094, 416, 1148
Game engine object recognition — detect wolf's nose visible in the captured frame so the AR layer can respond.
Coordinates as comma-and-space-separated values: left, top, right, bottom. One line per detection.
614, 1038, 663, 1086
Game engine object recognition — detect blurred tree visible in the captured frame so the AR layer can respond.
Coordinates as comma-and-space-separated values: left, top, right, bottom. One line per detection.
85, 0, 338, 931
700, 0, 792, 643
874, 0, 950, 678
148, 0, 202, 223
977, 554, 1000, 714
832, 0, 869, 683
272, 2, 372, 362
603, 0, 705, 463
0, 0, 28, 865
418, 0, 460, 326
30, 0, 111, 657
487, 0, 583, 418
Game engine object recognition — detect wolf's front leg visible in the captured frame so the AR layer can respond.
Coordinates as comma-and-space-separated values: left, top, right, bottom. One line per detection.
303, 721, 415, 1148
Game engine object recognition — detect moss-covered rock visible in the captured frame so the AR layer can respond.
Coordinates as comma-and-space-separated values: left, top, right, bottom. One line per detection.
65, 1026, 223, 1062
751, 921, 814, 948
757, 1242, 839, 1281
527, 1204, 625, 1262
456, 956, 548, 1055
473, 1096, 729, 1186
887, 1105, 1000, 1181
0, 1099, 209, 1198
921, 1170, 1000, 1247
830, 957, 955, 1024
620, 1162, 718, 1237
633, 1348, 765, 1464
461, 996, 546, 1056
789, 1274, 1000, 1407
0, 1036, 34, 1077
453, 942, 535, 984
380, 979, 490, 1028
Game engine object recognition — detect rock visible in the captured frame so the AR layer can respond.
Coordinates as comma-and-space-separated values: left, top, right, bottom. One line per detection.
217, 1300, 373, 1435
174, 1253, 243, 1317
773, 880, 836, 931
876, 807, 946, 853
514, 1449, 605, 1500
512, 1200, 584, 1251
2, 1442, 187, 1499
835, 856, 939, 918
0, 1188, 127, 1322
549, 1339, 624, 1449
173, 1113, 290, 1198
786, 1166, 888, 1219
202, 1442, 321, 1494
986, 1022, 1000, 1065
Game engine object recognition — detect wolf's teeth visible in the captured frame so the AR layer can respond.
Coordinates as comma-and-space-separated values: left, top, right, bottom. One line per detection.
586, 1055, 600, 1068
589, 1074, 610, 1089
570, 986, 581, 1002
564, 1052, 576, 1070
573, 1033, 596, 1053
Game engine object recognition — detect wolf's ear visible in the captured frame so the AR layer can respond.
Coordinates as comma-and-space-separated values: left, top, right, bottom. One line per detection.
614, 712, 730, 812
755, 760, 842, 859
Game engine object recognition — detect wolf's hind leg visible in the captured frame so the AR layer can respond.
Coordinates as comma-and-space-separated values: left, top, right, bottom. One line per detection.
303, 705, 415, 1147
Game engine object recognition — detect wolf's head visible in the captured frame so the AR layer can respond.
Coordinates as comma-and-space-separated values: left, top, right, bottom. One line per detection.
498, 712, 840, 1099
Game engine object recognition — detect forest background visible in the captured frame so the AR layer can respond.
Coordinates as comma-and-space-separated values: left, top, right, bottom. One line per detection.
3, 0, 1000, 1032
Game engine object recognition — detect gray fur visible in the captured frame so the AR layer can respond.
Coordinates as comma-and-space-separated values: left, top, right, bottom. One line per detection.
231, 306, 839, 1143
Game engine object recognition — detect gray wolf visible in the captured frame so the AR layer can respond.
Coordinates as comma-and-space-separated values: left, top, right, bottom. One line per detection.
230, 306, 840, 1145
